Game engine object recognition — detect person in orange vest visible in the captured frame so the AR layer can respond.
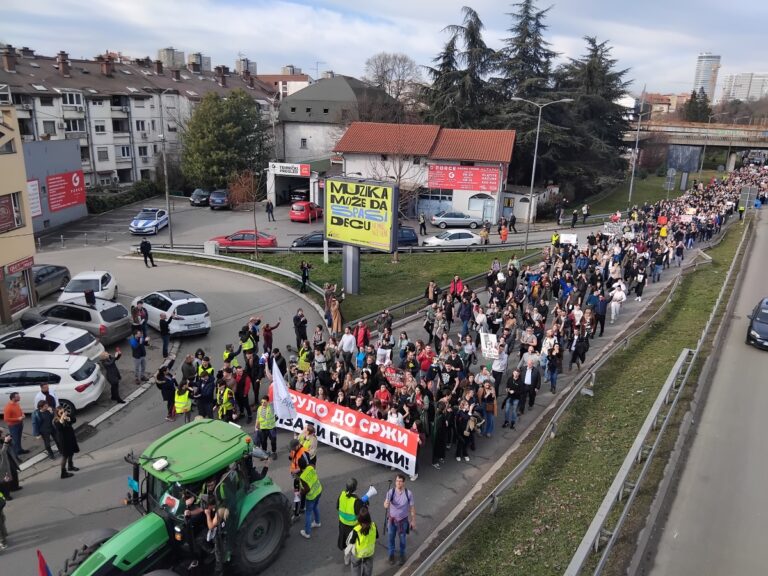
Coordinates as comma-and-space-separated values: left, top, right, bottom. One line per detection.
289, 438, 311, 520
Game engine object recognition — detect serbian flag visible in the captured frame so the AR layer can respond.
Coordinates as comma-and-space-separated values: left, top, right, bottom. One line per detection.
37, 550, 54, 576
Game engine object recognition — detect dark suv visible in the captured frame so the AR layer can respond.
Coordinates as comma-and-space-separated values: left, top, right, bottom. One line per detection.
209, 189, 231, 210
747, 298, 768, 349
397, 226, 419, 247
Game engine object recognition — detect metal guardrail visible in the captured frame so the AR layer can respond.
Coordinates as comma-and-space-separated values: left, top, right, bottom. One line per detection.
409, 234, 713, 576
564, 218, 752, 576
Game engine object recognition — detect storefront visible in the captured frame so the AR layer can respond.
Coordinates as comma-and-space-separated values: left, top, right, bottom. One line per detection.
1, 255, 34, 319
266, 162, 315, 206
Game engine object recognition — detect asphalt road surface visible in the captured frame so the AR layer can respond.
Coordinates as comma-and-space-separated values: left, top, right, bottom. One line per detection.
649, 214, 768, 576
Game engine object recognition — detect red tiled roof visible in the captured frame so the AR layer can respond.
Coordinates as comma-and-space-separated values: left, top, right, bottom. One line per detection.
257, 74, 311, 84
334, 122, 515, 163
431, 128, 516, 163
334, 122, 441, 156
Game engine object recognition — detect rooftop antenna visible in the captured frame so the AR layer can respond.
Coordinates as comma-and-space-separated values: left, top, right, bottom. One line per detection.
313, 61, 326, 79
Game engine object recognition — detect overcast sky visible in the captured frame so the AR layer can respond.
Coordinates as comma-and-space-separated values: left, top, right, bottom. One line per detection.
4, 0, 766, 98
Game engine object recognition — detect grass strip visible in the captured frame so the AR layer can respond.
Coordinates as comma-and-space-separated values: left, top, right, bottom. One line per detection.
152, 249, 529, 320
428, 224, 745, 576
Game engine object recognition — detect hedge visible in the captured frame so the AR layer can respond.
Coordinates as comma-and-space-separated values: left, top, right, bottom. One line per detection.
86, 181, 160, 214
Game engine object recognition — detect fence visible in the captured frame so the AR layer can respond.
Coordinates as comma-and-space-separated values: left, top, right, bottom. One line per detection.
564, 218, 752, 576
408, 222, 734, 576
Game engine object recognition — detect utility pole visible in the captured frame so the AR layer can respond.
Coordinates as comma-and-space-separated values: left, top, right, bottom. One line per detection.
313, 61, 326, 80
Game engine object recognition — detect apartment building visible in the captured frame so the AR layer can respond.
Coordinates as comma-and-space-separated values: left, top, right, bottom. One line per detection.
257, 65, 313, 99
0, 45, 276, 189
0, 105, 37, 322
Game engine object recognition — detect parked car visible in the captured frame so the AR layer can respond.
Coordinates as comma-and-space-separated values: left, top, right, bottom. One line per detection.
129, 207, 169, 235
31, 264, 71, 301
289, 188, 310, 203
292, 232, 341, 249
397, 226, 419, 247
20, 298, 132, 345
189, 188, 211, 206
430, 211, 484, 229
422, 229, 482, 248
209, 229, 278, 251
132, 290, 211, 336
0, 354, 106, 416
209, 189, 231, 210
746, 297, 768, 349
59, 271, 118, 302
0, 322, 105, 366
289, 201, 323, 223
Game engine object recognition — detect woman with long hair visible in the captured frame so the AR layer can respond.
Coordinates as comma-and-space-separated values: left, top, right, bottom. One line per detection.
53, 407, 79, 479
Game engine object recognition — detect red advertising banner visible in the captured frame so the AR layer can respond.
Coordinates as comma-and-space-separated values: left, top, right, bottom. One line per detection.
0, 195, 15, 233
47, 170, 86, 212
273, 389, 419, 475
7, 256, 34, 275
428, 164, 500, 192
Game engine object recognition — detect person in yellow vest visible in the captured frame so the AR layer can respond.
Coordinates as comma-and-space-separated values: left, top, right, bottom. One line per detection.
222, 343, 240, 369
298, 458, 322, 539
215, 380, 234, 422
255, 395, 277, 458
174, 380, 193, 424
551, 232, 560, 248
298, 422, 318, 465
297, 340, 311, 373
337, 478, 366, 564
239, 328, 255, 364
348, 507, 378, 576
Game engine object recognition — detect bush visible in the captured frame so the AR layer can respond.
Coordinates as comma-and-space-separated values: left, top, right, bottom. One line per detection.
86, 181, 160, 214
638, 169, 649, 180
655, 165, 667, 177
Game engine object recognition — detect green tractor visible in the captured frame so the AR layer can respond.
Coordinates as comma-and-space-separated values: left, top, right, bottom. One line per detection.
59, 419, 290, 575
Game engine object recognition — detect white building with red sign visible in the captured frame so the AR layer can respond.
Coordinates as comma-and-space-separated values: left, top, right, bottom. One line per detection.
333, 122, 519, 223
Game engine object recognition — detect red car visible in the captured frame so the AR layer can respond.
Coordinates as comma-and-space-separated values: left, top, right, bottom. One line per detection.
289, 201, 323, 223
209, 229, 277, 250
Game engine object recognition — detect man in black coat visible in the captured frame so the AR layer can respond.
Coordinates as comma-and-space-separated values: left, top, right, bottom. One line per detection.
293, 309, 308, 351
100, 350, 125, 403
139, 239, 156, 267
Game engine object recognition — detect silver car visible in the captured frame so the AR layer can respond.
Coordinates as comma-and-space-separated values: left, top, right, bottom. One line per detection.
430, 211, 484, 229
31, 265, 71, 301
422, 229, 483, 248
20, 298, 132, 345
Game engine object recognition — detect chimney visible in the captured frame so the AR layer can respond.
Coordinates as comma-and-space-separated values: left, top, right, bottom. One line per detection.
171, 69, 180, 81
154, 59, 163, 75
20, 47, 35, 59
2, 45, 17, 73
100, 56, 114, 76
189, 61, 200, 74
57, 51, 71, 77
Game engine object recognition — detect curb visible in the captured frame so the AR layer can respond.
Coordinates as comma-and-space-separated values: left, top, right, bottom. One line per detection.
18, 339, 181, 473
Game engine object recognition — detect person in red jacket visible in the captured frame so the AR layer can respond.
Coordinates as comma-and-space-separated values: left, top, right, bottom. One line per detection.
262, 319, 281, 354
417, 345, 436, 375
449, 275, 464, 298
234, 365, 253, 423
353, 321, 371, 349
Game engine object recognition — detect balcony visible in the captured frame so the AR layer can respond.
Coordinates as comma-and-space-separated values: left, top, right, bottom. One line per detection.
116, 155, 132, 164
62, 105, 86, 117
65, 131, 87, 140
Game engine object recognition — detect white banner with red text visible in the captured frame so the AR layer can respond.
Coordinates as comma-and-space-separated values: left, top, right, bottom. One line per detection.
273, 389, 419, 475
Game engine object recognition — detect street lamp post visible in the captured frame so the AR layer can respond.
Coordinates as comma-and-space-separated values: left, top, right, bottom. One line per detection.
158, 88, 174, 248
698, 112, 726, 177
627, 110, 650, 208
511, 97, 574, 252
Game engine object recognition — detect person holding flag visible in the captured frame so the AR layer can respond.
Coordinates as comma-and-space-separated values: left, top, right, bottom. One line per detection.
271, 357, 298, 423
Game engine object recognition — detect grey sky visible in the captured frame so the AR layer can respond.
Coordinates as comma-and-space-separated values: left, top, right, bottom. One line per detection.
3, 0, 765, 99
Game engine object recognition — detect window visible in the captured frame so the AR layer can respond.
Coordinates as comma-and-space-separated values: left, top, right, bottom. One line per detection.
71, 360, 97, 381
39, 96, 54, 106
138, 146, 148, 157
460, 160, 475, 166
136, 120, 146, 131
45, 305, 91, 323
134, 98, 146, 108
119, 146, 131, 158
153, 144, 158, 154
64, 119, 85, 132
99, 176, 112, 186
176, 302, 208, 316
66, 333, 96, 353
62, 92, 83, 106
166, 122, 177, 133
94, 120, 106, 134
151, 120, 156, 131
300, 138, 307, 149
97, 147, 109, 161
305, 107, 311, 113
42, 121, 56, 135
323, 108, 329, 114
80, 146, 89, 162
91, 99, 104, 106
290, 107, 296, 113
413, 157, 422, 165
381, 154, 388, 161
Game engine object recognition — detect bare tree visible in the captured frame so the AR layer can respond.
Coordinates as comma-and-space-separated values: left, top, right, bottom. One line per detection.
364, 52, 423, 104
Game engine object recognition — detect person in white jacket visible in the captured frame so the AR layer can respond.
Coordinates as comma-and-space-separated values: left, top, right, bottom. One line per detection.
609, 284, 627, 324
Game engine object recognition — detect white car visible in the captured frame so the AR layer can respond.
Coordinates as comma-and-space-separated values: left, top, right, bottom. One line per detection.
59, 271, 118, 303
132, 289, 211, 336
129, 207, 169, 235
422, 229, 483, 248
0, 322, 105, 366
0, 354, 106, 415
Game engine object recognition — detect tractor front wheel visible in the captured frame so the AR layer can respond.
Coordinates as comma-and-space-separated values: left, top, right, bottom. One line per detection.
231, 493, 290, 574
58, 529, 118, 575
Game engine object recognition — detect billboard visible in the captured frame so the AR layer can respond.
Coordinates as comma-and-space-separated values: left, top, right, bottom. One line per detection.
47, 170, 86, 212
324, 178, 398, 252
26, 179, 42, 218
269, 162, 311, 177
428, 164, 500, 192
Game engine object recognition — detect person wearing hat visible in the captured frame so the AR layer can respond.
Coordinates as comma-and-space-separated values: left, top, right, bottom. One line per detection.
337, 477, 369, 563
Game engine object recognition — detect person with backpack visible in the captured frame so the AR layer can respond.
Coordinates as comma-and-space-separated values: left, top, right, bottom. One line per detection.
384, 473, 416, 566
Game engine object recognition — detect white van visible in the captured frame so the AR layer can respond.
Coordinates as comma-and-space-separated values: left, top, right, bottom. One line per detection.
0, 354, 106, 415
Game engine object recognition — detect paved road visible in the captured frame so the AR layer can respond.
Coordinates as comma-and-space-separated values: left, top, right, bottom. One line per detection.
34, 195, 605, 252
648, 215, 768, 575
2, 232, 701, 575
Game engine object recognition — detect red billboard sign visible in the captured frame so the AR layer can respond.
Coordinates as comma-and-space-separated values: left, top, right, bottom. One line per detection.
0, 195, 15, 233
7, 256, 34, 275
428, 165, 500, 192
47, 170, 86, 212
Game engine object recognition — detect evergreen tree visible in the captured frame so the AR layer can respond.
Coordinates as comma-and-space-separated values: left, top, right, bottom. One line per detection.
181, 90, 272, 189
422, 35, 463, 127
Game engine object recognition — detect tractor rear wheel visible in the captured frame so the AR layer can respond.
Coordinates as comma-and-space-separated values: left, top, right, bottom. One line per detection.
58, 529, 118, 576
231, 493, 290, 574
